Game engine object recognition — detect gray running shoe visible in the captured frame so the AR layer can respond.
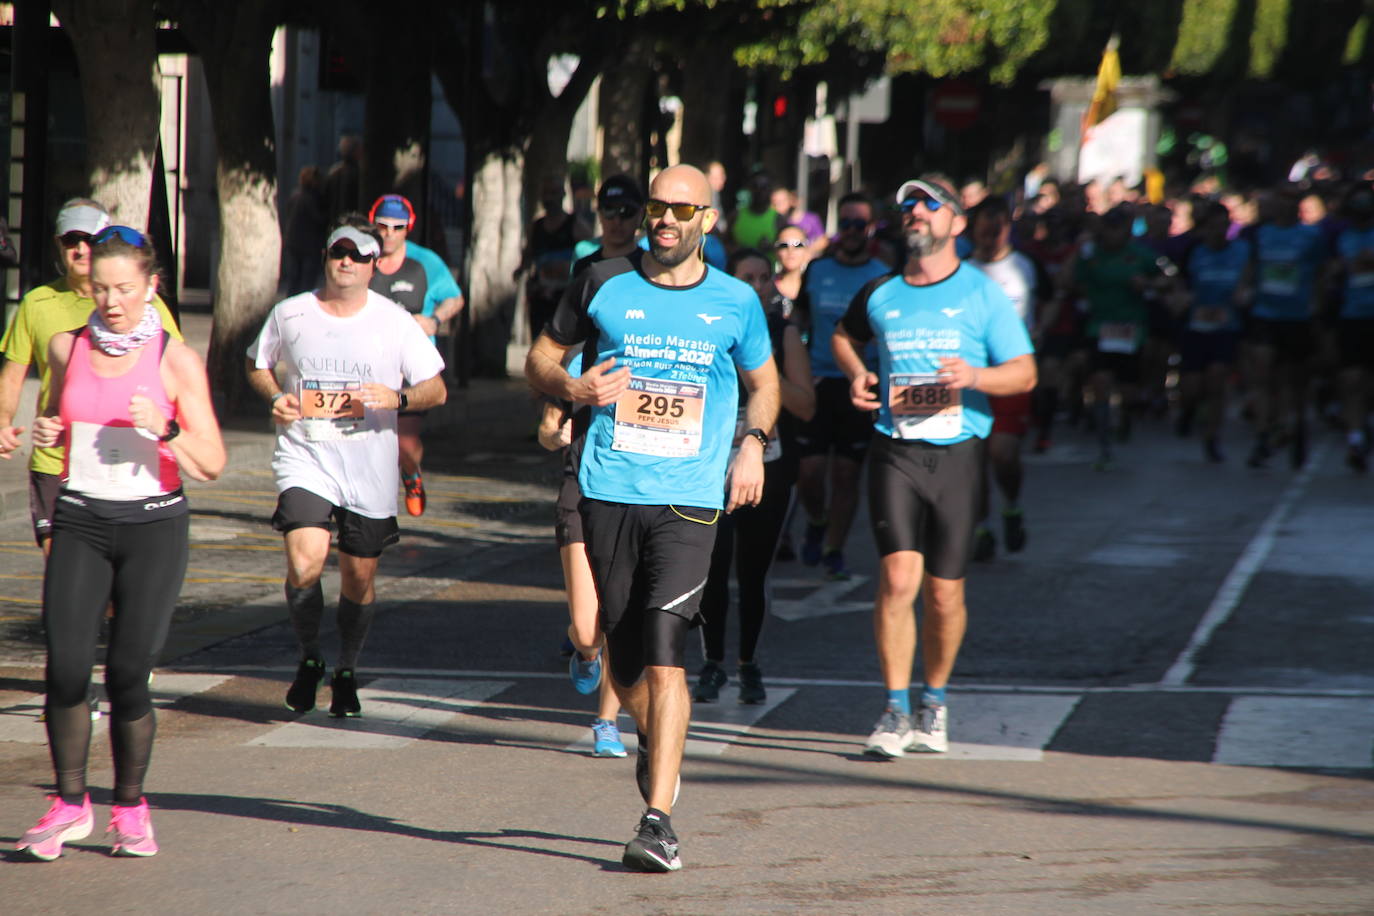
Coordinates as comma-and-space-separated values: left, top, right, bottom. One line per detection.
864, 707, 915, 758
909, 703, 949, 753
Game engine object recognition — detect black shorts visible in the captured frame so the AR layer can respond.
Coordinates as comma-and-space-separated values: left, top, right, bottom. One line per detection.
554, 475, 583, 548
271, 487, 399, 559
868, 434, 985, 580
28, 470, 61, 546
1248, 317, 1316, 365
1090, 349, 1143, 385
1338, 319, 1374, 370
579, 498, 719, 686
793, 376, 873, 462
1179, 331, 1239, 372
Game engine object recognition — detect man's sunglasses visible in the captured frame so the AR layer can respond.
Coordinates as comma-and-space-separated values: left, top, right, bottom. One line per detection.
92, 225, 147, 247
327, 243, 375, 263
774, 238, 807, 250
900, 191, 954, 213
600, 205, 641, 220
59, 231, 92, 249
838, 217, 869, 232
376, 222, 407, 233
645, 199, 708, 221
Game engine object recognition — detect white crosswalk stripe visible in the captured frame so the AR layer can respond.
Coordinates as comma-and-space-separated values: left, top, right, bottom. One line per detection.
248, 678, 512, 749
1212, 696, 1374, 769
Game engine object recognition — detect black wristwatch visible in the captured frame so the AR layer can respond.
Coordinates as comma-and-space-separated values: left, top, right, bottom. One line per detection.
743, 427, 770, 449
397, 390, 409, 411
158, 419, 181, 443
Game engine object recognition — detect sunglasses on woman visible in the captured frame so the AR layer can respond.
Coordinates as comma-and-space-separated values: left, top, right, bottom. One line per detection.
92, 225, 148, 247
774, 239, 807, 250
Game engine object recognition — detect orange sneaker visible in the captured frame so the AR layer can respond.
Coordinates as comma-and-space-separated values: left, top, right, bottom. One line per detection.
403, 472, 426, 516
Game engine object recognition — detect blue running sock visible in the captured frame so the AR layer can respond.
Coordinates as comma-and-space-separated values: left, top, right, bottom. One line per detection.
886, 689, 911, 715
921, 686, 947, 707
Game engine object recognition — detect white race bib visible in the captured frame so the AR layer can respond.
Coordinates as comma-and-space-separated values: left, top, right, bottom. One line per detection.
299, 379, 365, 442
611, 375, 705, 458
1097, 322, 1141, 354
889, 373, 961, 440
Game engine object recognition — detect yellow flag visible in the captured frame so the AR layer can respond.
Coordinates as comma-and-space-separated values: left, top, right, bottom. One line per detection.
1082, 35, 1121, 138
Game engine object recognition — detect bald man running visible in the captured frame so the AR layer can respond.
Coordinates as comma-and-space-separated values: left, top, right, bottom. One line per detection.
526, 164, 780, 873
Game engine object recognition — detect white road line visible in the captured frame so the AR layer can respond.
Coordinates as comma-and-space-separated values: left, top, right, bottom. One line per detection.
247, 678, 512, 749
772, 574, 871, 621
684, 687, 797, 756
1160, 443, 1327, 687
0, 673, 231, 745
937, 693, 1082, 761
1213, 697, 1374, 769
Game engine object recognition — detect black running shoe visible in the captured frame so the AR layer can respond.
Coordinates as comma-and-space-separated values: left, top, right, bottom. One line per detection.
285, 656, 326, 712
329, 668, 361, 718
1002, 510, 1026, 553
737, 662, 766, 704
972, 526, 996, 562
622, 810, 681, 872
692, 661, 727, 702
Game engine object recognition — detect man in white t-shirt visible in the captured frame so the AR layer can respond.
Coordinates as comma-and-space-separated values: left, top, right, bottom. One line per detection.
246, 214, 447, 717
965, 195, 1048, 559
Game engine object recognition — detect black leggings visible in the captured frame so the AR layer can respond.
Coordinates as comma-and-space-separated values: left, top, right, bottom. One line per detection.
43, 506, 189, 802
698, 463, 795, 664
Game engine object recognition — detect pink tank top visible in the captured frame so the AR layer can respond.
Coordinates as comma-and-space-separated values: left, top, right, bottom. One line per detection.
60, 329, 180, 499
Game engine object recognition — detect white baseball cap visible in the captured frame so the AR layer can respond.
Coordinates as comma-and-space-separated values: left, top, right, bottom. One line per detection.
895, 178, 964, 215
325, 225, 381, 258
55, 200, 111, 236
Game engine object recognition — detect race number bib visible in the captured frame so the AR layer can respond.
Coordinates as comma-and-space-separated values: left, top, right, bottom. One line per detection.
1259, 262, 1299, 297
1189, 305, 1230, 333
1097, 322, 1140, 354
299, 379, 365, 441
889, 373, 961, 440
731, 406, 782, 464
612, 376, 705, 458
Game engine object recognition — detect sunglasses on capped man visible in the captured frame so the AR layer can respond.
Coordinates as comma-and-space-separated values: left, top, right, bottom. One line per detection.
900, 188, 960, 214
644, 199, 708, 221
327, 243, 376, 263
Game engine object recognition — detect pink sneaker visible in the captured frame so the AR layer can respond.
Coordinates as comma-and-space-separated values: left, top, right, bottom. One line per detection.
108, 799, 158, 857
16, 794, 93, 861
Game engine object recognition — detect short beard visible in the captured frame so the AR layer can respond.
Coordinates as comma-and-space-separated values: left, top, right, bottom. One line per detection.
650, 224, 703, 267
905, 228, 949, 257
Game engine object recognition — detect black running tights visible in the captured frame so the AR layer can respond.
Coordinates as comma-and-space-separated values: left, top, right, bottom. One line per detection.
42, 510, 189, 803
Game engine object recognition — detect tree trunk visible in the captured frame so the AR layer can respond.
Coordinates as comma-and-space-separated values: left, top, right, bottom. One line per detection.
466, 147, 524, 377
361, 12, 432, 207
170, 0, 283, 413
599, 37, 652, 183
678, 39, 736, 169
53, 0, 160, 226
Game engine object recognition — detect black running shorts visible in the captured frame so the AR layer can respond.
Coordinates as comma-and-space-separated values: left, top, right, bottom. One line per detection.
28, 470, 61, 546
867, 434, 985, 580
579, 498, 719, 686
271, 487, 400, 559
1248, 317, 1316, 365
554, 475, 584, 548
1338, 319, 1374, 370
793, 376, 873, 462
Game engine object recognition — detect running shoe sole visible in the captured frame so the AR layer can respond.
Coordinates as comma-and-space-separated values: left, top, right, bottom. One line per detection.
17, 813, 93, 861
622, 837, 682, 872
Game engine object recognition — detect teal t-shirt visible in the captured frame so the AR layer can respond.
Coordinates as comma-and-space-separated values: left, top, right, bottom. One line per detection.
547, 251, 773, 509
840, 265, 1033, 444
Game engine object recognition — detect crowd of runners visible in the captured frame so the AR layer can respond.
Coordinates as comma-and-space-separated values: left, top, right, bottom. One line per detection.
4, 158, 1371, 872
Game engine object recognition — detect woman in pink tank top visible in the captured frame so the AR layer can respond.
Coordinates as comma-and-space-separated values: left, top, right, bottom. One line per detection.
15, 227, 225, 862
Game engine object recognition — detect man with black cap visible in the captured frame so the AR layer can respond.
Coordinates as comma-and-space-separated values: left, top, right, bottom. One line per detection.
367, 193, 463, 516
0, 198, 181, 554
574, 174, 645, 271
246, 213, 447, 719
832, 173, 1034, 759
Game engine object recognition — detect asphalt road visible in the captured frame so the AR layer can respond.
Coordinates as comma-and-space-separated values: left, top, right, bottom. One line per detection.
1, 400, 1371, 915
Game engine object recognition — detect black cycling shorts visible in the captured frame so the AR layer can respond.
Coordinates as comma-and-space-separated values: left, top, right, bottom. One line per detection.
29, 470, 61, 546
793, 376, 873, 463
868, 434, 985, 580
271, 487, 399, 559
554, 475, 583, 548
579, 498, 719, 686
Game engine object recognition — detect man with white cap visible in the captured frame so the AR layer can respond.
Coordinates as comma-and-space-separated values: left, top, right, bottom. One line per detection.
246, 213, 447, 718
831, 174, 1035, 758
0, 198, 181, 554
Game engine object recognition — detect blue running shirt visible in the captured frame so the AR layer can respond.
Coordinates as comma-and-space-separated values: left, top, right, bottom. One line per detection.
1185, 239, 1251, 333
547, 251, 773, 509
800, 256, 892, 378
839, 264, 1033, 444
1337, 226, 1374, 319
1252, 223, 1325, 321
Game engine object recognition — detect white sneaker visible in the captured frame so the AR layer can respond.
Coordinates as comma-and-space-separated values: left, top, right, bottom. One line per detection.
909, 703, 948, 753
864, 707, 914, 758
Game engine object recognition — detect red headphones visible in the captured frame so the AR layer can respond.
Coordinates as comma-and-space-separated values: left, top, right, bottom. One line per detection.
368, 194, 416, 232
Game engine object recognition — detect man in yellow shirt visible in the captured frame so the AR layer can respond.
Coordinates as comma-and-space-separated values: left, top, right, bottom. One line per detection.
0, 198, 182, 552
